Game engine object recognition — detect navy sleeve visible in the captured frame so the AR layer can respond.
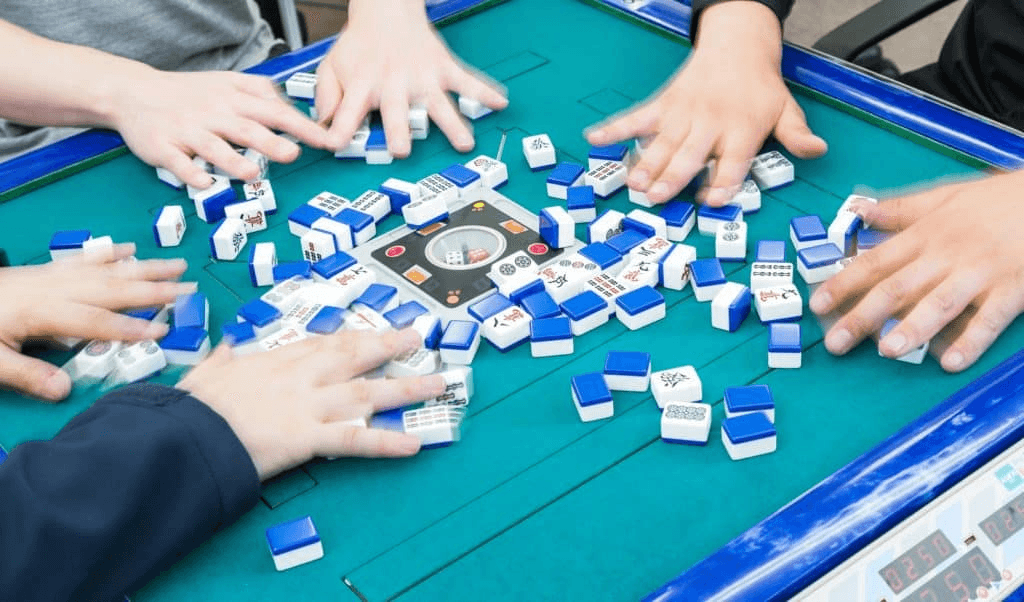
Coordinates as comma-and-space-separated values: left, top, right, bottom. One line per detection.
690, 0, 793, 41
0, 383, 261, 602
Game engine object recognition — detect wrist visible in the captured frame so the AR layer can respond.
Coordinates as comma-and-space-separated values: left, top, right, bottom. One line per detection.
695, 1, 783, 67
92, 61, 161, 130
349, 0, 427, 25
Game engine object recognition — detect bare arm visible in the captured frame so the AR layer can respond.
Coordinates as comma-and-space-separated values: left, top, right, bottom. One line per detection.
0, 19, 329, 186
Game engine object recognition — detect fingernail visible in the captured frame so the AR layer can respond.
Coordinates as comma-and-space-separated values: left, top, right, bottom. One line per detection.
703, 187, 730, 206
144, 322, 170, 339
458, 134, 474, 148
160, 258, 188, 271
44, 371, 71, 401
178, 281, 199, 293
399, 435, 422, 454
945, 351, 965, 371
809, 291, 832, 314
589, 129, 606, 142
883, 332, 907, 355
828, 329, 853, 354
649, 182, 669, 199
631, 169, 650, 187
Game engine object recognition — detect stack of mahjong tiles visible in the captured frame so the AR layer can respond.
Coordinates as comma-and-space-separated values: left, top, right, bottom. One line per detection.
569, 352, 778, 461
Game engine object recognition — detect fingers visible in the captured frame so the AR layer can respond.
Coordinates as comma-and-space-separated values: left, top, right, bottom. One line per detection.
626, 120, 692, 193
586, 103, 659, 147
699, 137, 758, 206
326, 85, 372, 149
858, 188, 950, 232
220, 116, 299, 165
380, 90, 412, 158
319, 328, 423, 382
823, 257, 947, 356
241, 96, 329, 152
937, 289, 1023, 373
322, 373, 446, 420
74, 242, 137, 266
314, 68, 343, 127
0, 345, 71, 402
810, 231, 920, 316
446, 64, 509, 112
426, 91, 474, 152
645, 127, 716, 204
773, 96, 827, 160
110, 257, 188, 283
311, 424, 421, 458
26, 303, 169, 342
75, 278, 196, 311
158, 147, 214, 190
190, 132, 259, 182
232, 73, 282, 102
877, 269, 989, 359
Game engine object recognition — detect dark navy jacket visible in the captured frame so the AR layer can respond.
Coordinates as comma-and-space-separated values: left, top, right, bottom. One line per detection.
0, 384, 260, 601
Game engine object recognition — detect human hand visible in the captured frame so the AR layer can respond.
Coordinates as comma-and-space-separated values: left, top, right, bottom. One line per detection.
809, 172, 1024, 373
110, 68, 330, 188
0, 244, 191, 401
585, 1, 826, 206
177, 328, 446, 481
314, 0, 507, 158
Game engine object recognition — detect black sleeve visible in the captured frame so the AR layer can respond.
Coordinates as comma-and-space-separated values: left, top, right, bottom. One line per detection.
689, 0, 794, 41
0, 383, 261, 602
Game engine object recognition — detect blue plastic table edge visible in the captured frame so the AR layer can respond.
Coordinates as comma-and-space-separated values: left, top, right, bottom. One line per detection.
645, 344, 1024, 601
0, 0, 500, 198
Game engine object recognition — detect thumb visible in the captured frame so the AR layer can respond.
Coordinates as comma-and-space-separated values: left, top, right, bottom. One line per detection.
0, 345, 71, 402
773, 96, 828, 159
313, 423, 422, 459
313, 67, 342, 128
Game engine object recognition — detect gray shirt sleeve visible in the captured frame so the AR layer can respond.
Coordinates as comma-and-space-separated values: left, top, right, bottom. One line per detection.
0, 0, 283, 161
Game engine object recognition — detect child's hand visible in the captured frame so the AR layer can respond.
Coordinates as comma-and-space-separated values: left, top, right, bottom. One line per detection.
314, 0, 507, 157
177, 328, 445, 481
810, 172, 1024, 372
112, 69, 331, 188
0, 244, 192, 401
586, 1, 826, 206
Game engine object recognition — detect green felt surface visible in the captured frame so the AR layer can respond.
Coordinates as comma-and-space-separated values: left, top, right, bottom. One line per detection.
0, 0, 1020, 600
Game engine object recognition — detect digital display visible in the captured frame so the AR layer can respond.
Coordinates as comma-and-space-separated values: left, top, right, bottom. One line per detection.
903, 547, 1000, 601
879, 530, 956, 594
979, 490, 1024, 545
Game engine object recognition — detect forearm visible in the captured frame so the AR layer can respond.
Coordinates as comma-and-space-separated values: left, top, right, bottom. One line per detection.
0, 19, 153, 129
691, 0, 787, 63
0, 384, 260, 601
348, 0, 428, 23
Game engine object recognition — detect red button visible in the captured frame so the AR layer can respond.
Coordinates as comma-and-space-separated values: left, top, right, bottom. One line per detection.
385, 245, 405, 258
528, 243, 548, 255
